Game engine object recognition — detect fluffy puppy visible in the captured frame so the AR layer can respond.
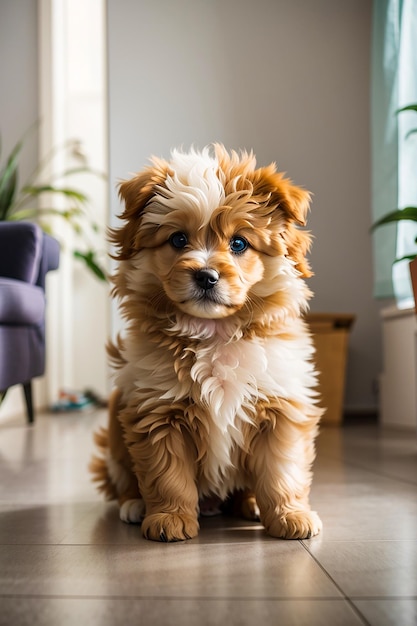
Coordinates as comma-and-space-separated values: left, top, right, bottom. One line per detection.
90, 144, 323, 542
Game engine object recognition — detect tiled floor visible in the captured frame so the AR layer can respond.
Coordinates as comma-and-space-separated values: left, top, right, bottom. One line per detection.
0, 409, 416, 626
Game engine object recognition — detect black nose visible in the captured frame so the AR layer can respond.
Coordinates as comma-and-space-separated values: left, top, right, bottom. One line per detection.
194, 268, 219, 290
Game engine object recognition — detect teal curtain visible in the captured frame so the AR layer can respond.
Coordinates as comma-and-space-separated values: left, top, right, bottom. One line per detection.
371, 0, 417, 302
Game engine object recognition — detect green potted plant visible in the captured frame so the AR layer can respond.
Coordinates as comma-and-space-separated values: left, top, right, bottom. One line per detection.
0, 128, 107, 281
372, 104, 417, 309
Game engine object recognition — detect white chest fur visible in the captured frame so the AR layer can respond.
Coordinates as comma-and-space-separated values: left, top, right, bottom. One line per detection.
117, 321, 317, 493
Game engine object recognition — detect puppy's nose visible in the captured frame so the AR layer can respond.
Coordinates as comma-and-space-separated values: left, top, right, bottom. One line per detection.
194, 268, 219, 290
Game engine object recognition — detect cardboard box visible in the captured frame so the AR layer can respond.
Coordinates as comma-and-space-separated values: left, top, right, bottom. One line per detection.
306, 313, 355, 426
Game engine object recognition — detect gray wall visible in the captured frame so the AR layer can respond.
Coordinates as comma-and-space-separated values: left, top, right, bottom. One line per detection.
107, 0, 380, 413
0, 0, 39, 418
0, 0, 39, 184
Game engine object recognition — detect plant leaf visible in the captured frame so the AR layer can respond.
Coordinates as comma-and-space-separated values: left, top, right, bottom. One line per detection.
8, 206, 84, 221
0, 138, 23, 219
393, 253, 417, 264
405, 128, 417, 140
0, 122, 40, 218
0, 168, 18, 220
73, 249, 107, 282
21, 184, 89, 204
397, 104, 417, 114
371, 206, 417, 230
53, 166, 107, 181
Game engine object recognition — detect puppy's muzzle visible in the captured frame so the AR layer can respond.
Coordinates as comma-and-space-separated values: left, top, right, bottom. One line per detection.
194, 268, 219, 291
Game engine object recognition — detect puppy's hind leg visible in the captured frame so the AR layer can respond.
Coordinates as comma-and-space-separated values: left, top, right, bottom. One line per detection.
223, 489, 260, 521
233, 489, 260, 522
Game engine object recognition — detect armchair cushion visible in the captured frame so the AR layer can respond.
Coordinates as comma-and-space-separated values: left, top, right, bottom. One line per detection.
0, 278, 45, 325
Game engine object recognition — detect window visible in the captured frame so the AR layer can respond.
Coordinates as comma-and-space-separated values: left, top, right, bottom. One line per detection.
371, 0, 417, 307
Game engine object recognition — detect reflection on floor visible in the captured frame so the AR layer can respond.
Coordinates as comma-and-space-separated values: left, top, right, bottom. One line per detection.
0, 409, 416, 625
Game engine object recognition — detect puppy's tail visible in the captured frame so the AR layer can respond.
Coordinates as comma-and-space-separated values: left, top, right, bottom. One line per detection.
90, 342, 128, 500
107, 335, 127, 370
89, 426, 119, 501
89, 387, 139, 502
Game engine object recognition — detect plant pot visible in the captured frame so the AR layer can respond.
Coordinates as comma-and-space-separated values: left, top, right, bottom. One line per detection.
409, 257, 417, 312
306, 313, 355, 426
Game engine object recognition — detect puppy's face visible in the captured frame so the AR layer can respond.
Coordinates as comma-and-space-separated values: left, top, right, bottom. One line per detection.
112, 145, 312, 321
150, 228, 264, 319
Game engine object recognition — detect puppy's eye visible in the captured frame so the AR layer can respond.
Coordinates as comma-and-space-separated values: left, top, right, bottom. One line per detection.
230, 235, 249, 254
169, 232, 188, 249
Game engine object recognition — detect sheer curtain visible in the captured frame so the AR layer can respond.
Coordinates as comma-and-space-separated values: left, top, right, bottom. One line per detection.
371, 0, 417, 306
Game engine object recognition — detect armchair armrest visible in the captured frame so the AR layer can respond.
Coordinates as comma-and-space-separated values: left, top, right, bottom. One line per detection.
36, 232, 60, 289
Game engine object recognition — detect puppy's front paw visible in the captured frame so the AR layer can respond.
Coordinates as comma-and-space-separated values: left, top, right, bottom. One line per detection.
267, 509, 322, 539
119, 498, 145, 524
142, 513, 199, 542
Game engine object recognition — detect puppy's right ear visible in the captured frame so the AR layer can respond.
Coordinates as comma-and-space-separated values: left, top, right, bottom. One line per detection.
110, 158, 169, 259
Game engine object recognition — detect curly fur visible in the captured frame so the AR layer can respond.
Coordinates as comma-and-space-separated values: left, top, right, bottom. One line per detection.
91, 144, 324, 542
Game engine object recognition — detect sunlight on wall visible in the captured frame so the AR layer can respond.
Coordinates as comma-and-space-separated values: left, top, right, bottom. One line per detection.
39, 0, 109, 406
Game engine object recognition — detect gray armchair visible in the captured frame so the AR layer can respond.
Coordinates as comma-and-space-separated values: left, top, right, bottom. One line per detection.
0, 222, 60, 423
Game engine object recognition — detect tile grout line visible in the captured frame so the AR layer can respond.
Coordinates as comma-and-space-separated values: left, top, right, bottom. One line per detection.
6, 531, 417, 544
299, 540, 372, 626
0, 593, 380, 602
349, 595, 417, 601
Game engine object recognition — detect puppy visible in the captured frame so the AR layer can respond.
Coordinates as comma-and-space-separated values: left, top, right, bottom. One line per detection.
90, 144, 323, 542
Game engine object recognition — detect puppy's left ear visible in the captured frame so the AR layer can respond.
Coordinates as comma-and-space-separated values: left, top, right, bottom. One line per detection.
256, 166, 313, 277
255, 164, 311, 225
277, 179, 313, 278
275, 180, 311, 227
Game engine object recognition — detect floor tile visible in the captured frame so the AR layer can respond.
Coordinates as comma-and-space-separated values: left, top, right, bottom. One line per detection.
317, 425, 417, 485
309, 468, 417, 541
0, 542, 341, 599
1, 409, 416, 625
0, 597, 366, 626
306, 540, 417, 597
0, 411, 103, 464
0, 502, 96, 545
0, 460, 100, 504
310, 432, 417, 541
0, 412, 105, 504
353, 598, 417, 626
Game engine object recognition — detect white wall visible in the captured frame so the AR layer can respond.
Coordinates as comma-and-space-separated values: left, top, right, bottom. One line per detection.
38, 0, 109, 402
0, 1, 38, 177
107, 0, 380, 412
